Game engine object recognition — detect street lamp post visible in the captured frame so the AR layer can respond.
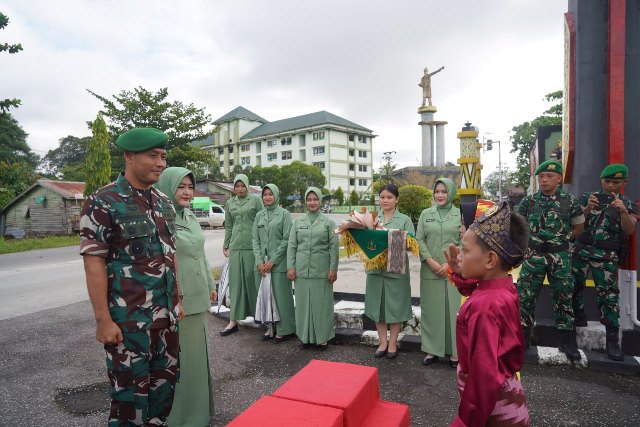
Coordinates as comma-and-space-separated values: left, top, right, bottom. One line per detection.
484, 138, 502, 201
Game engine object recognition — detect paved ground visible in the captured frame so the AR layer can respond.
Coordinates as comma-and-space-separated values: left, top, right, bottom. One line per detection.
0, 301, 638, 427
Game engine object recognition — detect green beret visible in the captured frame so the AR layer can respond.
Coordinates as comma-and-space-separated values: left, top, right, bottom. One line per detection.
600, 163, 628, 179
116, 128, 168, 152
535, 159, 562, 175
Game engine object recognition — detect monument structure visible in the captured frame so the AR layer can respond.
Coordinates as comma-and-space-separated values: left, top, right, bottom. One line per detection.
418, 66, 447, 167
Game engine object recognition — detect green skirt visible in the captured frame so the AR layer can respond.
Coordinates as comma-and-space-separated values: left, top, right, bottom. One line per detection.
295, 278, 335, 344
364, 273, 412, 323
229, 249, 258, 321
420, 278, 460, 358
168, 312, 214, 426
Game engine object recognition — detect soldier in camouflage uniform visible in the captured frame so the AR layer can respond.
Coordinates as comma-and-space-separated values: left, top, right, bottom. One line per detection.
516, 160, 585, 361
80, 128, 183, 426
572, 164, 638, 361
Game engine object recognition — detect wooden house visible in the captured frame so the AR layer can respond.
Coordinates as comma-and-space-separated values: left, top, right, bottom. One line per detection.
1, 180, 86, 238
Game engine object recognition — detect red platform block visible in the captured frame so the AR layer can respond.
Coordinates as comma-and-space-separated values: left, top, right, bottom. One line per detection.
273, 359, 380, 427
361, 400, 411, 427
228, 395, 344, 427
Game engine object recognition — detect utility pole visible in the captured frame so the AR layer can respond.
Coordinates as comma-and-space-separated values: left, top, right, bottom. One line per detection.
382, 151, 396, 183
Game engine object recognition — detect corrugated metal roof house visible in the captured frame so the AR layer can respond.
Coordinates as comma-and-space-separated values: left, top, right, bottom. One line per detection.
1, 180, 86, 238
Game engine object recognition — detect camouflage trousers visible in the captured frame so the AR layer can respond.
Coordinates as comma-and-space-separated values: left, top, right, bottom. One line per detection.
571, 255, 620, 327
104, 325, 179, 427
517, 251, 575, 330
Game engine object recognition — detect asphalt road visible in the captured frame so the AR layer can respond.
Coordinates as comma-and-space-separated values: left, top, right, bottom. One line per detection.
0, 302, 638, 427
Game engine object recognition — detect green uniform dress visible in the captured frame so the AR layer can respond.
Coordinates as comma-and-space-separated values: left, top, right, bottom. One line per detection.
416, 178, 461, 358
224, 174, 263, 321
364, 209, 415, 323
252, 184, 296, 336
156, 168, 215, 427
287, 196, 339, 344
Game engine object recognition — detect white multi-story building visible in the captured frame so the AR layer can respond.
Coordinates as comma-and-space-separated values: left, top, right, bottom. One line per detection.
208, 106, 375, 193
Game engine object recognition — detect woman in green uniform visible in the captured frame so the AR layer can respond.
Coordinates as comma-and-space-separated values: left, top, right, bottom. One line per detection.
157, 167, 216, 427
287, 187, 339, 349
252, 184, 296, 342
221, 174, 263, 336
365, 184, 415, 360
416, 178, 461, 367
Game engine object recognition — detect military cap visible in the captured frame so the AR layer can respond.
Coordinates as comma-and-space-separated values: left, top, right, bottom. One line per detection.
535, 159, 562, 175
600, 163, 628, 179
116, 128, 169, 152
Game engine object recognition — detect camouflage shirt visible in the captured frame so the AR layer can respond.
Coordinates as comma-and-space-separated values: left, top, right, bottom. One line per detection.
573, 191, 638, 261
80, 173, 179, 333
517, 189, 585, 249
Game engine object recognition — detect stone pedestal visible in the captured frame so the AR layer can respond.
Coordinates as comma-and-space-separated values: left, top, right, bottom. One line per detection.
418, 106, 447, 167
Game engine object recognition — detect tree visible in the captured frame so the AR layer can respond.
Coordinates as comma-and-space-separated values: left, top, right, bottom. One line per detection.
349, 189, 359, 206
334, 186, 344, 206
249, 165, 280, 187
482, 169, 518, 200
0, 161, 39, 210
0, 113, 37, 167
510, 90, 562, 190
276, 161, 326, 206
398, 185, 432, 222
84, 114, 112, 196
87, 86, 214, 178
1, 12, 23, 113
41, 135, 90, 178
231, 164, 244, 177
166, 144, 218, 181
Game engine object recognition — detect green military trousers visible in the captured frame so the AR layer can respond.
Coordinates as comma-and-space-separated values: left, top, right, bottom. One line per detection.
517, 251, 575, 330
571, 255, 620, 327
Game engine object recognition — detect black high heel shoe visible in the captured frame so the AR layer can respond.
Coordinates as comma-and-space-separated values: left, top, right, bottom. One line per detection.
220, 324, 239, 336
374, 345, 388, 358
422, 355, 439, 366
449, 359, 459, 368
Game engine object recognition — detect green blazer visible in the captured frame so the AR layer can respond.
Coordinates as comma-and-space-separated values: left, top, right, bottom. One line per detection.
287, 212, 339, 279
224, 194, 263, 250
416, 206, 461, 280
175, 209, 215, 315
252, 206, 292, 273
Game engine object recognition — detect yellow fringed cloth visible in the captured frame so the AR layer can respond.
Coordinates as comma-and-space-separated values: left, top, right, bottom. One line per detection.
341, 228, 419, 273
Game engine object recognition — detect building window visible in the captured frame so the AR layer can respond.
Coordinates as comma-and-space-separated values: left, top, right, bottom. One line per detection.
241, 156, 250, 165
349, 178, 355, 186
229, 159, 234, 166
240, 143, 250, 152
218, 147, 224, 155
349, 148, 355, 156
349, 163, 355, 171
349, 134, 355, 142
359, 179, 367, 186
313, 131, 325, 141
267, 140, 277, 148
358, 164, 368, 172
299, 134, 306, 147
281, 151, 292, 160
267, 153, 277, 162
358, 135, 367, 144
358, 150, 367, 158
313, 161, 325, 170
228, 146, 234, 154
313, 146, 325, 155
281, 137, 292, 146
219, 160, 224, 167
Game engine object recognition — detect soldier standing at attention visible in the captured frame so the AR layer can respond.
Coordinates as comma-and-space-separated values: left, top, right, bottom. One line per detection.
80, 128, 183, 426
571, 164, 638, 361
516, 160, 585, 361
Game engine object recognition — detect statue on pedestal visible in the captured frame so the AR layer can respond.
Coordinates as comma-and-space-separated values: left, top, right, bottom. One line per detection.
419, 66, 444, 107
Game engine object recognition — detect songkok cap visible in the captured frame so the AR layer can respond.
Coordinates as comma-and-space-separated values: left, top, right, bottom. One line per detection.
600, 163, 628, 179
535, 159, 562, 176
116, 128, 169, 152
469, 201, 525, 268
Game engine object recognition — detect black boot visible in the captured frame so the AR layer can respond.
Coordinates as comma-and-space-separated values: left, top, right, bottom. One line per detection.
605, 326, 624, 361
574, 309, 587, 327
558, 329, 581, 362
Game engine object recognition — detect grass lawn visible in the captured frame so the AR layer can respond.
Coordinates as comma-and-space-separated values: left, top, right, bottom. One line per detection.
0, 235, 80, 255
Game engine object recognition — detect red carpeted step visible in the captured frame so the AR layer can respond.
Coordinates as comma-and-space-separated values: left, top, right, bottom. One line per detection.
361, 399, 411, 427
273, 359, 380, 427
227, 395, 344, 427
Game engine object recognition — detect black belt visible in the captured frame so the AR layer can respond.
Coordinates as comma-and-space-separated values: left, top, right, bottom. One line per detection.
530, 241, 569, 253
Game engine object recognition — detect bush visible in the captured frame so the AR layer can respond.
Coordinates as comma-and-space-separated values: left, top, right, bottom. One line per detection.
398, 185, 432, 222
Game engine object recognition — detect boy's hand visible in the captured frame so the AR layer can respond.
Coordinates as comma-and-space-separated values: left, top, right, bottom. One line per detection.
443, 244, 462, 275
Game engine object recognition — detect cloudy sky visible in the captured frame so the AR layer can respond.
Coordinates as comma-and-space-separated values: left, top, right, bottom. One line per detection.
1, 0, 567, 178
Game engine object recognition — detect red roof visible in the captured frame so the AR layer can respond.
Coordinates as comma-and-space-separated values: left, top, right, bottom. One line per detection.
39, 180, 86, 199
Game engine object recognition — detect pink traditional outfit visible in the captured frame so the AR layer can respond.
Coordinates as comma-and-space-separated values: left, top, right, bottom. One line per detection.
449, 202, 530, 427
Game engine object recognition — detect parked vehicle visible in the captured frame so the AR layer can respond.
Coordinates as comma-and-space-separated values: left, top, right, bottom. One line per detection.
321, 204, 331, 214
190, 197, 225, 228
